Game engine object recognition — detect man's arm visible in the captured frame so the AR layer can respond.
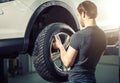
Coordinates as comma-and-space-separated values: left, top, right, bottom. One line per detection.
59, 45, 78, 68
53, 36, 78, 68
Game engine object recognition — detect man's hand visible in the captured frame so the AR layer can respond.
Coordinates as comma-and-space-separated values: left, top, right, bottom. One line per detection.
53, 35, 62, 49
52, 35, 78, 68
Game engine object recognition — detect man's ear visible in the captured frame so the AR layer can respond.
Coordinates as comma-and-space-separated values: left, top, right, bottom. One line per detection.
81, 11, 85, 19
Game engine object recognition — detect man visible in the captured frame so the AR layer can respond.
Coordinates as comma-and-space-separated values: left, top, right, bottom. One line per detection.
53, 1, 106, 83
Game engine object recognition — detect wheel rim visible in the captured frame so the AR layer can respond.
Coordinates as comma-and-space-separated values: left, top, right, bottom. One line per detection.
50, 32, 71, 72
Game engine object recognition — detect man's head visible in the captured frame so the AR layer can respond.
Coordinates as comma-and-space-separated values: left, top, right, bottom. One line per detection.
77, 1, 97, 27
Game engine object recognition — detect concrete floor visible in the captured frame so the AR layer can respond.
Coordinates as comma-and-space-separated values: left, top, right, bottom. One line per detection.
96, 56, 119, 83
9, 73, 49, 83
9, 72, 69, 83
8, 56, 119, 83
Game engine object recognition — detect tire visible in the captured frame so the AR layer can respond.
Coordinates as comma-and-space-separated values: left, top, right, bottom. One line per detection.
32, 23, 74, 82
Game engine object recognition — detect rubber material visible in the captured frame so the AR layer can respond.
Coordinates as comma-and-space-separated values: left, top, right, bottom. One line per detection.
32, 23, 74, 82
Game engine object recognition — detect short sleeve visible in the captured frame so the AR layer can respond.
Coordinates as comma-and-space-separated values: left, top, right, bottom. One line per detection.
69, 33, 79, 51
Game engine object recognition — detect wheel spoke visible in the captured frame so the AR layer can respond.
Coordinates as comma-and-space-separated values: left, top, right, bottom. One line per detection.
55, 34, 62, 42
50, 32, 72, 72
51, 51, 60, 61
63, 35, 70, 48
56, 33, 70, 48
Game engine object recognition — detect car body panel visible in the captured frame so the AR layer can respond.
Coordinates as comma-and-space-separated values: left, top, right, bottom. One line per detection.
0, 0, 33, 39
0, 0, 78, 39
17, 0, 35, 8
28, 0, 76, 11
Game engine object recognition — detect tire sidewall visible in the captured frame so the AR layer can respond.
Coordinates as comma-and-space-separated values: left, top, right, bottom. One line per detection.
33, 23, 74, 82
44, 23, 74, 76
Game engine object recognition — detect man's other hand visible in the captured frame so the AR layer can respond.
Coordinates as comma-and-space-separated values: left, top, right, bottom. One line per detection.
53, 35, 62, 49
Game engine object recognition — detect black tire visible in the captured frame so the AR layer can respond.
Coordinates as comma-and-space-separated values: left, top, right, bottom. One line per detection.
32, 23, 74, 82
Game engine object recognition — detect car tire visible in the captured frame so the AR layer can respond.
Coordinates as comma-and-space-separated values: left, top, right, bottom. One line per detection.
32, 23, 74, 82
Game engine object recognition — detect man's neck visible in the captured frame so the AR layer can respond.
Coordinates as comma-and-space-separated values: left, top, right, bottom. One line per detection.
84, 19, 96, 27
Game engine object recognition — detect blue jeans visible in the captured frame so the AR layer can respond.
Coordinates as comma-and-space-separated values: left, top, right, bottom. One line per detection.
68, 72, 96, 83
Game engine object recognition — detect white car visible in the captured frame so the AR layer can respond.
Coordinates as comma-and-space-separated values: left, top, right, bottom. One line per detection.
0, 0, 79, 56
0, 0, 119, 82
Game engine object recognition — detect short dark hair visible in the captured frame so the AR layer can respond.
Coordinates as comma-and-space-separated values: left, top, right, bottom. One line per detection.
77, 1, 97, 19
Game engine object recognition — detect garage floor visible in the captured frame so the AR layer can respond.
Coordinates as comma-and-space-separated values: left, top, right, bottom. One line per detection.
8, 72, 68, 83
9, 73, 49, 83
8, 56, 119, 83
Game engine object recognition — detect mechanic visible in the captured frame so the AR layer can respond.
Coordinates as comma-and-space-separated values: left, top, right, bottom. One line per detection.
53, 1, 106, 83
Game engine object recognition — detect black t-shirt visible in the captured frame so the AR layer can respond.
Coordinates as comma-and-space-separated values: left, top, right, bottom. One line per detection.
69, 26, 106, 75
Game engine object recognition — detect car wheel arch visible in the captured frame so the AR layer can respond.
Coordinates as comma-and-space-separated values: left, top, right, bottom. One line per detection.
24, 1, 80, 55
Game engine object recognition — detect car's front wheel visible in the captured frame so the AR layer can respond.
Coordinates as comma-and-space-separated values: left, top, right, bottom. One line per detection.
32, 23, 74, 82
